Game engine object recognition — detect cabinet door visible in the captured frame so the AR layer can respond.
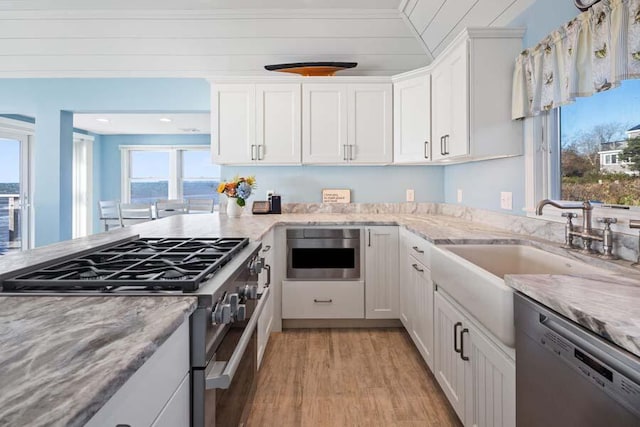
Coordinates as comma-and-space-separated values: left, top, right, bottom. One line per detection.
151, 374, 190, 427
257, 285, 274, 369
447, 41, 469, 159
365, 226, 399, 319
211, 83, 255, 164
434, 291, 467, 423
302, 84, 348, 164
393, 75, 431, 163
348, 83, 392, 164
431, 41, 469, 161
410, 261, 434, 371
399, 245, 413, 330
256, 84, 301, 164
465, 322, 516, 427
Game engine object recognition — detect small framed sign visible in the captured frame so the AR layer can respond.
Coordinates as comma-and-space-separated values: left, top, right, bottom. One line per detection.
322, 189, 351, 204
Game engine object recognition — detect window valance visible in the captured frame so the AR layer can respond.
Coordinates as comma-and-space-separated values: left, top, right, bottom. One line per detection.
512, 0, 640, 119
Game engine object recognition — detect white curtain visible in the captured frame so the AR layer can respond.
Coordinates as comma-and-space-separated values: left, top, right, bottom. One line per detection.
512, 0, 640, 119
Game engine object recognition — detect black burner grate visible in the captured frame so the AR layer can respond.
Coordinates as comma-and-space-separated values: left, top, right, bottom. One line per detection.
1, 237, 249, 292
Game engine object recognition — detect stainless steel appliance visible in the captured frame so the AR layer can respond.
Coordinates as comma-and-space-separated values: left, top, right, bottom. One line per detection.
0, 236, 270, 427
286, 228, 360, 280
515, 293, 640, 426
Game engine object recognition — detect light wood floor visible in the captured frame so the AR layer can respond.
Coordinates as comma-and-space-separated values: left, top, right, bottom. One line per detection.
246, 328, 462, 427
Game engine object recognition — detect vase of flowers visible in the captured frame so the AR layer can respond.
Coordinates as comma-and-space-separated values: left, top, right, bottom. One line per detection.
217, 176, 256, 218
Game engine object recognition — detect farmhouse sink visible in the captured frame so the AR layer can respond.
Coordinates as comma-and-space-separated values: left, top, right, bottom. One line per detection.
431, 244, 610, 348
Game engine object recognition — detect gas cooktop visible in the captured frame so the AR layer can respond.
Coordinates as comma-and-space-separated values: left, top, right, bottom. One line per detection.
0, 237, 249, 293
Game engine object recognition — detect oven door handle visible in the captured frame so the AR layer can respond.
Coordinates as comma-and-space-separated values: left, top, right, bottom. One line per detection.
205, 286, 271, 390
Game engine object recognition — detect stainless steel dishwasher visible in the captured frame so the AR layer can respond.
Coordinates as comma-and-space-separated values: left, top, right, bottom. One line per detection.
515, 293, 640, 427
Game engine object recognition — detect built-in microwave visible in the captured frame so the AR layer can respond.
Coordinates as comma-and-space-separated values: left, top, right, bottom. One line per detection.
286, 228, 361, 280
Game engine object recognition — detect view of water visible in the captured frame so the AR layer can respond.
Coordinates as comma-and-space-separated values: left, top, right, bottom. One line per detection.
130, 180, 220, 204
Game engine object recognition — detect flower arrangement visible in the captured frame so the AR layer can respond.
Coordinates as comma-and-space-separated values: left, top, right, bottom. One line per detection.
217, 176, 256, 207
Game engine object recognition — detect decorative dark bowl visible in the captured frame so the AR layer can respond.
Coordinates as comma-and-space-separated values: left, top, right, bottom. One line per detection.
264, 62, 357, 76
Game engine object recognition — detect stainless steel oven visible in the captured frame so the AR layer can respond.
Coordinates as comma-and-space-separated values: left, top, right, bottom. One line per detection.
286, 228, 360, 280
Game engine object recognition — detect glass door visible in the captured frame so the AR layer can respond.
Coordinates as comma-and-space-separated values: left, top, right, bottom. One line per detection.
0, 135, 31, 253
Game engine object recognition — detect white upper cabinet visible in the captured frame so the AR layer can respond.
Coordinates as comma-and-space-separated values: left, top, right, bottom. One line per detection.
303, 82, 392, 164
348, 84, 392, 164
393, 74, 432, 163
302, 83, 349, 164
430, 28, 524, 163
256, 84, 301, 164
211, 83, 255, 164
211, 82, 301, 165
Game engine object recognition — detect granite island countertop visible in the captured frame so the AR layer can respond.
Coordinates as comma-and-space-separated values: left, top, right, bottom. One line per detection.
0, 296, 196, 427
505, 274, 640, 359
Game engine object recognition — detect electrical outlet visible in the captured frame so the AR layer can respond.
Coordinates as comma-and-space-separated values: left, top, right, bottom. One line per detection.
457, 189, 463, 203
406, 189, 415, 202
500, 191, 513, 210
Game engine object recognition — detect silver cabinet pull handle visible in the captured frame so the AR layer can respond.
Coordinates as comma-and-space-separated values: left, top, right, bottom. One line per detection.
412, 263, 424, 273
251, 144, 257, 160
206, 286, 270, 389
258, 144, 264, 160
460, 328, 469, 361
454, 322, 462, 354
349, 144, 355, 161
412, 246, 424, 254
444, 134, 450, 155
262, 245, 271, 253
313, 299, 333, 303
343, 144, 348, 161
368, 229, 371, 247
263, 264, 271, 287
424, 140, 429, 159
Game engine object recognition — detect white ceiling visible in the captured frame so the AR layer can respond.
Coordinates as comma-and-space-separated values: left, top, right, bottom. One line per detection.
0, 0, 536, 77
73, 113, 211, 135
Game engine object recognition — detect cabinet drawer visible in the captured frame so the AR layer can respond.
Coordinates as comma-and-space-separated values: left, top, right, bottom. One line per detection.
86, 320, 190, 427
404, 231, 431, 266
282, 280, 364, 319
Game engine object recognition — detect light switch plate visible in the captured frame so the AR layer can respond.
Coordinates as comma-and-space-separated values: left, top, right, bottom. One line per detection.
500, 191, 513, 210
406, 189, 415, 202
457, 189, 463, 203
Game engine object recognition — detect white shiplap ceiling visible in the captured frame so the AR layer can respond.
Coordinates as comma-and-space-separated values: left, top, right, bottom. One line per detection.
73, 113, 211, 135
0, 0, 535, 77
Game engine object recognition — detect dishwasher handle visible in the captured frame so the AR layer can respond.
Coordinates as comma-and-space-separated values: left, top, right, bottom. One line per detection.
205, 286, 270, 390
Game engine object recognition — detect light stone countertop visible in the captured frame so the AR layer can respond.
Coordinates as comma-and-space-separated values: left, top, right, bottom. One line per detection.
1, 211, 640, 424
0, 296, 197, 427
505, 274, 640, 359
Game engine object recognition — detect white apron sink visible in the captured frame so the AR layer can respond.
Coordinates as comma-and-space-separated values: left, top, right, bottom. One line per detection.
431, 244, 609, 348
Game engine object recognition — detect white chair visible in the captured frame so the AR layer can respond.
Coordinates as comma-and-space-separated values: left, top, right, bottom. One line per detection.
187, 198, 215, 214
118, 203, 153, 227
98, 200, 121, 231
155, 199, 187, 218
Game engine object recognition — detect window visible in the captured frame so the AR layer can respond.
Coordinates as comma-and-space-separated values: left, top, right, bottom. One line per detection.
559, 79, 640, 206
122, 146, 220, 204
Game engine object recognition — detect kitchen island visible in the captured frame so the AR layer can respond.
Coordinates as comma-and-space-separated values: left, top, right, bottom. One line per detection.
1, 209, 640, 425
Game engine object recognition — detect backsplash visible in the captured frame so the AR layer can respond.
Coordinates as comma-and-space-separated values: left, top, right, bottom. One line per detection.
281, 202, 640, 263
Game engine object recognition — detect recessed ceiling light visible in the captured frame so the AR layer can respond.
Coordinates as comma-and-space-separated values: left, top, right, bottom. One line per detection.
96, 118, 110, 123
159, 117, 172, 123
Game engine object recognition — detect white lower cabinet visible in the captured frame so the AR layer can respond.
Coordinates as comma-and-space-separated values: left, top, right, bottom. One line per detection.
364, 226, 399, 319
258, 230, 275, 368
282, 280, 364, 319
257, 287, 274, 369
409, 259, 434, 371
86, 320, 190, 427
434, 290, 515, 427
151, 373, 190, 427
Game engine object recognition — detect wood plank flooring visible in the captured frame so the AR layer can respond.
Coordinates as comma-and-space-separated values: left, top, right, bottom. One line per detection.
246, 328, 462, 427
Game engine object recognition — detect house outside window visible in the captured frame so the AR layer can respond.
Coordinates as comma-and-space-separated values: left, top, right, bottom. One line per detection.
121, 146, 220, 205
558, 79, 640, 206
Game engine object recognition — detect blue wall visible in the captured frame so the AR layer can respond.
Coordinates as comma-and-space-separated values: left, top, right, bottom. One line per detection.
0, 78, 210, 246
222, 165, 444, 203
441, 1, 580, 214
